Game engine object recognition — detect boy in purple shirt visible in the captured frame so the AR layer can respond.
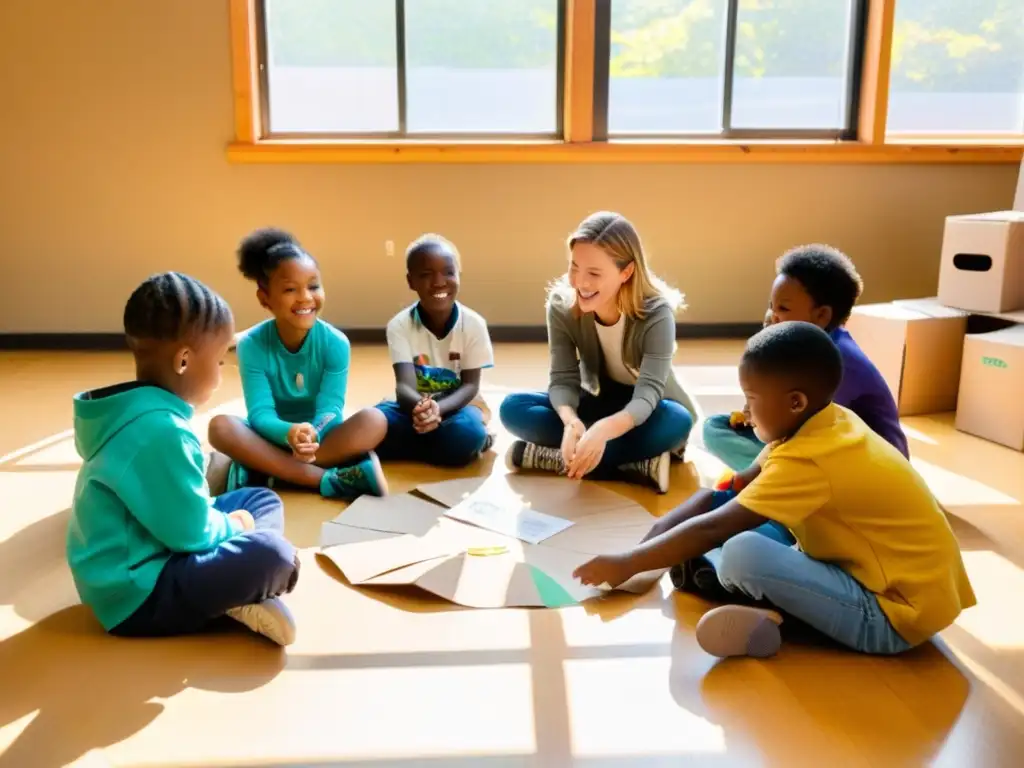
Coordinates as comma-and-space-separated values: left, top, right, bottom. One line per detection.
703, 244, 908, 469
682, 245, 909, 593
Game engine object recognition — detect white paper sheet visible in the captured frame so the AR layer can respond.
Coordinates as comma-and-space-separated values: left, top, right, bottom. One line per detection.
444, 494, 573, 545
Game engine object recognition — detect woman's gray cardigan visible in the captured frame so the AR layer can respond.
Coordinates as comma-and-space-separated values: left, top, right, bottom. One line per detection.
545, 296, 699, 426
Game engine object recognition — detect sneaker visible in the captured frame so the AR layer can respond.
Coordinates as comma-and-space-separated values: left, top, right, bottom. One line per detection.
224, 461, 274, 493
226, 597, 296, 646
480, 432, 496, 455
670, 557, 731, 599
670, 441, 687, 463
618, 451, 671, 493
321, 451, 388, 499
505, 440, 566, 475
695, 605, 783, 659
204, 451, 233, 496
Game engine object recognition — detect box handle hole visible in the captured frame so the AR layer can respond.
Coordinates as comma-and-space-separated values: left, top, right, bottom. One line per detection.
953, 253, 993, 272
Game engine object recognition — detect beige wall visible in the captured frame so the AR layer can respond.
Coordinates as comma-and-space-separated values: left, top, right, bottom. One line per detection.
0, 0, 1019, 334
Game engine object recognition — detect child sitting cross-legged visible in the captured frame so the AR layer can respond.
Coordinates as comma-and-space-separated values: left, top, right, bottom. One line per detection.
703, 244, 909, 472
374, 234, 495, 466
209, 228, 388, 499
573, 321, 975, 659
68, 273, 299, 646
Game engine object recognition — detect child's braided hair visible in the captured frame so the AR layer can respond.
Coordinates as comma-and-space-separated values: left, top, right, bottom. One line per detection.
123, 272, 232, 344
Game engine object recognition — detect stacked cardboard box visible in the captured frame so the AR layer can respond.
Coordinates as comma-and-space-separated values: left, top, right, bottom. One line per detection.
845, 158, 1024, 450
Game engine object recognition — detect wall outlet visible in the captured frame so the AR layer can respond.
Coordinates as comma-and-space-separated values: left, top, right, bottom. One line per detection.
384, 239, 395, 258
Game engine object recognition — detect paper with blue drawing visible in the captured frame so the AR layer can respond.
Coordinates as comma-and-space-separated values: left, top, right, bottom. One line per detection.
443, 477, 575, 545
318, 473, 665, 609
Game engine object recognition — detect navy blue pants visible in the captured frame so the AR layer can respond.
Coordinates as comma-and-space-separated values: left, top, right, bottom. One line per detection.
499, 380, 693, 475
111, 488, 299, 638
374, 400, 489, 467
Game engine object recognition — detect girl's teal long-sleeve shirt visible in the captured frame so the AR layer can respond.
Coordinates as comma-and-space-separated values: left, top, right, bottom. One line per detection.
236, 319, 350, 446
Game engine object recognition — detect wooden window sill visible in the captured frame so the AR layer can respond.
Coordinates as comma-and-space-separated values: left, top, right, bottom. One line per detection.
226, 139, 1024, 165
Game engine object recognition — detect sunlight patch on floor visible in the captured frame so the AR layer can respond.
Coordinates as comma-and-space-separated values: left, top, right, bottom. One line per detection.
958, 550, 1024, 650
900, 423, 940, 446
564, 657, 726, 757
104, 663, 538, 766
910, 458, 1020, 507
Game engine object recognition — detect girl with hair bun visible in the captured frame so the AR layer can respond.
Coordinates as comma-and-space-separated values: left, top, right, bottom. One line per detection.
209, 228, 388, 500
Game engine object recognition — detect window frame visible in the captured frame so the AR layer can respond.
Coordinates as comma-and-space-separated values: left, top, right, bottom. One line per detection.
256, 0, 567, 141
592, 0, 868, 142
228, 0, 1024, 165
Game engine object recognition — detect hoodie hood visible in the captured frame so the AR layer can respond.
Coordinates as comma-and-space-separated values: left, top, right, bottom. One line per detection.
72, 382, 193, 460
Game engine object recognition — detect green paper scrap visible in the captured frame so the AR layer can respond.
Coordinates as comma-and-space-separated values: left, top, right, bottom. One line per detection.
529, 565, 578, 608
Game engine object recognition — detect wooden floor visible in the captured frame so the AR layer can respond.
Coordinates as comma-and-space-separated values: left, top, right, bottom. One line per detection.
3, 341, 1024, 768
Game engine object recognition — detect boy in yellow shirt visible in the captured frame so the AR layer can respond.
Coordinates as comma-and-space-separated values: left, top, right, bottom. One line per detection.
574, 321, 975, 658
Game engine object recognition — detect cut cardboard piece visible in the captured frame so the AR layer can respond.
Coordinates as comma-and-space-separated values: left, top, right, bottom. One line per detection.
320, 523, 399, 549
955, 323, 1024, 451
328, 492, 445, 536
418, 474, 645, 526
319, 475, 664, 608
937, 211, 1024, 314
845, 299, 967, 416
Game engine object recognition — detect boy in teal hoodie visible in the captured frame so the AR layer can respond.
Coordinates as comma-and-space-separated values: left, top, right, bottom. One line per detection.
67, 272, 299, 646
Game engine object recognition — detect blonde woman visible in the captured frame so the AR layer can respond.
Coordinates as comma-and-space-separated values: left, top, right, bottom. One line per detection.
499, 211, 697, 493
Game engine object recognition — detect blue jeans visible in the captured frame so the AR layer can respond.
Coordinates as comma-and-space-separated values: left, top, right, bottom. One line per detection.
703, 417, 793, 545
499, 381, 693, 474
702, 413, 765, 472
111, 488, 299, 637
699, 494, 911, 655
374, 400, 489, 467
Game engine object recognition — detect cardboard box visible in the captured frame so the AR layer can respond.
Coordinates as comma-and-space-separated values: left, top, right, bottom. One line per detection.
955, 323, 1024, 450
845, 299, 967, 416
1015, 155, 1023, 211
938, 211, 1024, 313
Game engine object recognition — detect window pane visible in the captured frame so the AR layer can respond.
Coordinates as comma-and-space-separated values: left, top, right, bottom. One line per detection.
608, 0, 727, 134
404, 0, 560, 134
731, 0, 854, 130
264, 0, 398, 134
888, 1, 1024, 133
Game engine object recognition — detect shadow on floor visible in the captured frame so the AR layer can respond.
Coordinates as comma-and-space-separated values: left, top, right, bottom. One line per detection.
667, 594, 971, 765
0, 606, 285, 768
0, 508, 74, 622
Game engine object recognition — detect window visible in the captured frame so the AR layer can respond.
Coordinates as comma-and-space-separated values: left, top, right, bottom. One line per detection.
887, 0, 1024, 134
261, 0, 563, 137
230, 0, 1024, 163
600, 0, 865, 138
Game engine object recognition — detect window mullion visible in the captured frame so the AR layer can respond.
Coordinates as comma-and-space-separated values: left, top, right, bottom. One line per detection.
395, 0, 408, 135
720, 0, 740, 137
843, 0, 869, 141
590, 0, 611, 142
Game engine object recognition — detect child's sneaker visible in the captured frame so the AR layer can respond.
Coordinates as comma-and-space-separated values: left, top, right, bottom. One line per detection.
695, 605, 783, 659
505, 440, 565, 475
670, 441, 687, 463
618, 451, 671, 493
204, 451, 233, 496
320, 452, 388, 499
480, 432, 496, 455
223, 460, 274, 493
669, 557, 730, 599
226, 596, 296, 646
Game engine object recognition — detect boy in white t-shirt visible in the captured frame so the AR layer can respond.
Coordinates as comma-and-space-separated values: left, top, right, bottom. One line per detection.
375, 234, 495, 466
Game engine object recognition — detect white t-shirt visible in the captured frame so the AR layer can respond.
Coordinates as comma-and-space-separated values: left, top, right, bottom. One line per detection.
385, 302, 494, 420
595, 314, 638, 386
